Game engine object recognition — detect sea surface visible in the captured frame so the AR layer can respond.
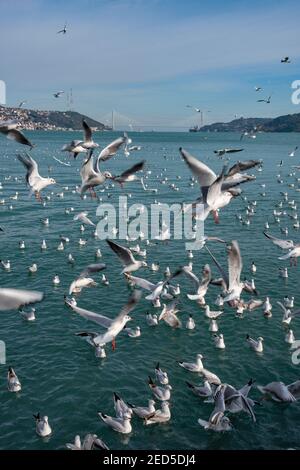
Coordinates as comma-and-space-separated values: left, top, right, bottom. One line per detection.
0, 130, 300, 450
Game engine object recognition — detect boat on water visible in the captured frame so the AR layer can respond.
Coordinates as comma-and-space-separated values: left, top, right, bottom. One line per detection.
189, 125, 201, 132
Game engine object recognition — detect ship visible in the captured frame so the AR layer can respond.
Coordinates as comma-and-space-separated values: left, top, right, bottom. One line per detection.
189, 125, 201, 132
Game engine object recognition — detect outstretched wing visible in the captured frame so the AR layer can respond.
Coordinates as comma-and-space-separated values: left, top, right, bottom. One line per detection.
179, 147, 217, 196
106, 239, 136, 266
66, 301, 113, 329
205, 245, 229, 289
0, 288, 44, 311
98, 137, 126, 161
228, 240, 242, 290
17, 153, 39, 184
82, 119, 92, 141
115, 290, 142, 321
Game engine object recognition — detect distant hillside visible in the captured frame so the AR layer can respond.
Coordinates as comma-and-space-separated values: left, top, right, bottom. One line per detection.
0, 105, 109, 131
262, 113, 300, 132
199, 113, 300, 133
200, 117, 271, 133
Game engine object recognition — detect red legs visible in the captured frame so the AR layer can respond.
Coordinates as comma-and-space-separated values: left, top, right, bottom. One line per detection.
111, 338, 116, 351
88, 187, 98, 199
35, 191, 43, 203
212, 210, 220, 224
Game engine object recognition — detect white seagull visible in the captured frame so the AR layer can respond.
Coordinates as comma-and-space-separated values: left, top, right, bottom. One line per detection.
17, 154, 56, 200
65, 290, 142, 349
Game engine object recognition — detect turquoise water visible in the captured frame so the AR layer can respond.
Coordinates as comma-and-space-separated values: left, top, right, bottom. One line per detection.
0, 131, 300, 450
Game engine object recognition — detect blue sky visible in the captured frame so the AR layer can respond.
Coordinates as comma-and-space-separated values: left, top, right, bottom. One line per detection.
1, 0, 300, 129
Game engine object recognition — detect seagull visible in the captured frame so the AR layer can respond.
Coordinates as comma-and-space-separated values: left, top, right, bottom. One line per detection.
107, 240, 147, 273
53, 91, 64, 98
180, 148, 259, 223
181, 264, 212, 302
263, 231, 295, 250
124, 326, 141, 337
73, 211, 95, 226
20, 307, 36, 321
277, 301, 300, 325
127, 399, 156, 419
155, 363, 169, 385
0, 122, 34, 149
33, 414, 52, 437
281, 56, 291, 63
57, 23, 67, 34
186, 380, 213, 398
246, 335, 264, 353
289, 146, 298, 157
222, 380, 257, 421
146, 313, 158, 326
254, 86, 262, 92
257, 95, 272, 104
159, 300, 181, 328
186, 314, 196, 330
74, 331, 106, 358
213, 333, 226, 349
0, 288, 43, 311
61, 140, 88, 159
7, 367, 21, 392
178, 353, 204, 372
125, 271, 181, 300
257, 382, 297, 402
18, 100, 27, 108
204, 305, 223, 319
214, 148, 244, 156
198, 385, 233, 432
98, 412, 132, 434
68, 277, 97, 295
148, 377, 172, 401
186, 105, 201, 112
278, 245, 300, 265
205, 240, 246, 303
65, 290, 142, 349
77, 149, 116, 196
144, 401, 171, 425
17, 153, 56, 199
113, 392, 132, 418
66, 434, 109, 450
285, 329, 295, 344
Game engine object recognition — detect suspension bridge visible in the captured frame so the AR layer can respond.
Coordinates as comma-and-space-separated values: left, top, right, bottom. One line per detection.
98, 110, 209, 132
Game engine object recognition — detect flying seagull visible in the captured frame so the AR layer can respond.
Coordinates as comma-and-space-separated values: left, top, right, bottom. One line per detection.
106, 239, 147, 273
53, 91, 64, 98
0, 122, 34, 149
65, 290, 142, 349
17, 153, 56, 199
206, 240, 256, 303
186, 105, 201, 113
179, 147, 259, 223
214, 148, 244, 156
57, 23, 67, 34
281, 56, 291, 63
257, 95, 272, 104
